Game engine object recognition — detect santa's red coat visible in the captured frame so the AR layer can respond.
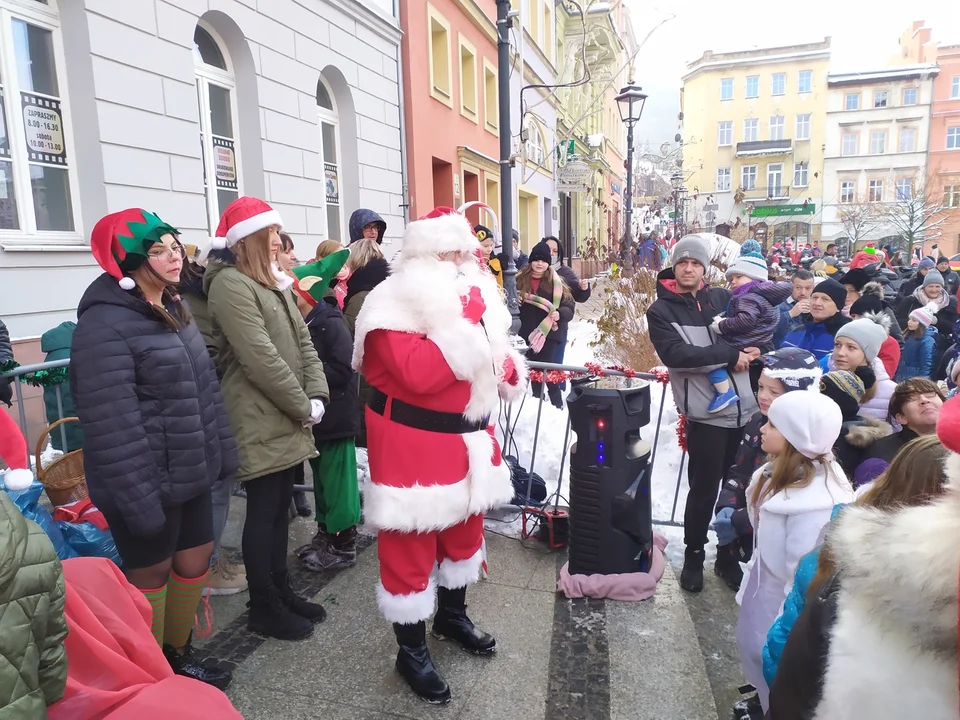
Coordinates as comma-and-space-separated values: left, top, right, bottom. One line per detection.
353, 249, 527, 534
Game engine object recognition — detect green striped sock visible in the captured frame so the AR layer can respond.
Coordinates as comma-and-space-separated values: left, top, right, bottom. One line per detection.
141, 585, 167, 646
164, 570, 208, 650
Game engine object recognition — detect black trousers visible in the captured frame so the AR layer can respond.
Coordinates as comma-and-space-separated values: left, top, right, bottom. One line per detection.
242, 465, 297, 593
684, 421, 743, 552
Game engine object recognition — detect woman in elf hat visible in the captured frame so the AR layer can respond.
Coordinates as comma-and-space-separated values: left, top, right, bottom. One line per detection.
287, 249, 363, 572
516, 240, 575, 408
70, 209, 237, 689
203, 196, 330, 642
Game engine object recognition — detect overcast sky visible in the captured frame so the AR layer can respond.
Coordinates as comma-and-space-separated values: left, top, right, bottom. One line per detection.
622, 0, 960, 148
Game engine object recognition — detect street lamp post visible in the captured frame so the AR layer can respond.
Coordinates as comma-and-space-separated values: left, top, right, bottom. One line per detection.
495, 0, 519, 328
670, 172, 686, 238
615, 84, 647, 249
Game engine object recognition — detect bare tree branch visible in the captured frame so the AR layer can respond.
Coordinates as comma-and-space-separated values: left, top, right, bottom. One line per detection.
837, 194, 884, 246
877, 171, 947, 252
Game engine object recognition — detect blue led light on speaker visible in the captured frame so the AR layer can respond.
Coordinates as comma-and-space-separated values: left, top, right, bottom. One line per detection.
597, 454, 605, 463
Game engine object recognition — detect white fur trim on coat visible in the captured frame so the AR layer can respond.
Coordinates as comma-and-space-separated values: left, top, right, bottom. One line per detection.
352, 257, 526, 423
377, 577, 436, 624
363, 431, 515, 533
437, 548, 484, 589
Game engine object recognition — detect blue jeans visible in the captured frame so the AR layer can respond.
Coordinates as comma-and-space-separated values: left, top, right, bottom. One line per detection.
707, 367, 729, 386
210, 475, 234, 565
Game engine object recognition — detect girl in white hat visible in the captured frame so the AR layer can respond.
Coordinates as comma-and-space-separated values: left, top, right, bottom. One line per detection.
734, 391, 854, 715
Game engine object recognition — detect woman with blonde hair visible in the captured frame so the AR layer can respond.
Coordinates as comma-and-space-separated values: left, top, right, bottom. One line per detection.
316, 239, 351, 309
205, 197, 330, 641
734, 391, 854, 715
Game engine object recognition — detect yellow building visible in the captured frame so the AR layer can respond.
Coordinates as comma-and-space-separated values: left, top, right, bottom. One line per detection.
681, 39, 831, 247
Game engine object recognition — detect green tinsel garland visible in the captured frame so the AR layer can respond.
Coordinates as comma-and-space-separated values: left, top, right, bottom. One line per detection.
0, 359, 69, 387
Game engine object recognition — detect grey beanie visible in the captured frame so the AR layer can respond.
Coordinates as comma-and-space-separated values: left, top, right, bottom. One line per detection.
671, 234, 711, 270
923, 269, 945, 287
834, 317, 888, 364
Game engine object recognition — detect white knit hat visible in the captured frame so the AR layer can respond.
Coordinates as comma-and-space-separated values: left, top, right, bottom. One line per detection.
725, 239, 768, 282
767, 391, 842, 459
909, 301, 939, 328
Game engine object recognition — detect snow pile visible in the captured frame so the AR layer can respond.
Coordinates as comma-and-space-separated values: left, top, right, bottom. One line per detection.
488, 318, 717, 567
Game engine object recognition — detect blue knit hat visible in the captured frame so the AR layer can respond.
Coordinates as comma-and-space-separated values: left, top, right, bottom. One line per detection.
726, 239, 768, 281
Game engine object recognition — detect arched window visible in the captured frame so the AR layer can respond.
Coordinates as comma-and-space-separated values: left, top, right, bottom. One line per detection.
194, 25, 239, 234
317, 76, 342, 242
525, 119, 547, 168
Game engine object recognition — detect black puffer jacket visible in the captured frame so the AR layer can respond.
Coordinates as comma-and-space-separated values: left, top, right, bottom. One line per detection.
304, 295, 360, 441
70, 273, 238, 537
343, 258, 391, 337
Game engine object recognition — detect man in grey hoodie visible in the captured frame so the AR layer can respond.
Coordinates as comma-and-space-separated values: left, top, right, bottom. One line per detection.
348, 209, 387, 245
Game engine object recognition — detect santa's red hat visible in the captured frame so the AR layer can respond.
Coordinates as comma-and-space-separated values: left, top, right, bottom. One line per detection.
937, 395, 960, 455
0, 411, 33, 491
211, 196, 283, 250
402, 206, 480, 261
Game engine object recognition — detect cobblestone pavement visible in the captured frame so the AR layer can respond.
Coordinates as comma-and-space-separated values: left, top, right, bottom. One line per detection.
197, 492, 723, 720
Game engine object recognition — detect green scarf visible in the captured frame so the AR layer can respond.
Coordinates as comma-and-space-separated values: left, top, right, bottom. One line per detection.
523, 269, 563, 337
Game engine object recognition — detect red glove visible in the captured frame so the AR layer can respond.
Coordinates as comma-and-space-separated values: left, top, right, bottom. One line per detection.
461, 286, 486, 325
502, 355, 519, 385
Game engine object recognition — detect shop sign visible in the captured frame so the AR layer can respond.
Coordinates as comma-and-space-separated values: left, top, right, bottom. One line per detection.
750, 203, 814, 218
21, 92, 66, 164
212, 137, 237, 189
611, 181, 622, 195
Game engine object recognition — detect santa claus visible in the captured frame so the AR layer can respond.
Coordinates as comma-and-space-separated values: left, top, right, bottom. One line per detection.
353, 207, 527, 704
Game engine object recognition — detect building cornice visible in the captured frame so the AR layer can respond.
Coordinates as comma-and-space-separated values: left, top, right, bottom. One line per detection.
827, 64, 939, 87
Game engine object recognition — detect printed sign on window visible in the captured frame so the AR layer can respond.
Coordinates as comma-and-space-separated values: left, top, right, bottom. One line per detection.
213, 137, 238, 189
325, 163, 339, 204
21, 93, 66, 164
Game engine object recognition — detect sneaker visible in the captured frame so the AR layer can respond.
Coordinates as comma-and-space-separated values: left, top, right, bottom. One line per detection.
708, 388, 739, 414
205, 557, 248, 596
163, 636, 232, 690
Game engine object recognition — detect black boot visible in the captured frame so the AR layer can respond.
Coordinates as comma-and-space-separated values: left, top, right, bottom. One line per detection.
330, 526, 358, 565
680, 548, 705, 593
293, 491, 312, 517
531, 380, 544, 400
714, 543, 743, 592
393, 621, 451, 704
273, 569, 327, 623
163, 633, 233, 690
546, 383, 564, 409
247, 585, 313, 640
432, 586, 496, 655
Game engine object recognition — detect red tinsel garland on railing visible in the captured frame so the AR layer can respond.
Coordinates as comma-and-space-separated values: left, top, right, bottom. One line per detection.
676, 414, 688, 453
527, 363, 670, 385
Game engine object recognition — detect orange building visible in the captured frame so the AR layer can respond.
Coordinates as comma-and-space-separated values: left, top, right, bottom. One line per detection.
400, 2, 501, 225
929, 44, 960, 255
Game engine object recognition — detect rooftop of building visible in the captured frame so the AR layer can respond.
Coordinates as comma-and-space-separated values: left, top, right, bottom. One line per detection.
682, 38, 831, 81
827, 64, 940, 87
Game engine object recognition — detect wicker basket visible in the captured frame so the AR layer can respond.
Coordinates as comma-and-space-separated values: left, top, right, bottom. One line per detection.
36, 417, 88, 507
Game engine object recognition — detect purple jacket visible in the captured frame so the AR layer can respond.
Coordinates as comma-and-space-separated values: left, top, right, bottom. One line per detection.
717, 280, 793, 351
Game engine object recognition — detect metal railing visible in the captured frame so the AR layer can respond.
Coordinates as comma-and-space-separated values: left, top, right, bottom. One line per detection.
2, 359, 71, 458
3, 358, 688, 528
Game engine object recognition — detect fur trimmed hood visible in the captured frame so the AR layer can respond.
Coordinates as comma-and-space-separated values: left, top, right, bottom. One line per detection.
842, 416, 893, 448
352, 257, 527, 421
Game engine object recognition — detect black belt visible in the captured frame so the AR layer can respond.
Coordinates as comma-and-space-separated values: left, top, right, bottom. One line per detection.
368, 387, 489, 434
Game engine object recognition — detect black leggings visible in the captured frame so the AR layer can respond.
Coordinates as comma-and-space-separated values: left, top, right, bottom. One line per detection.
242, 465, 296, 592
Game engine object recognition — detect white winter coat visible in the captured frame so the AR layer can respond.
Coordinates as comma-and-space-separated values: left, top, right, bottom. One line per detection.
735, 460, 854, 711
822, 354, 896, 422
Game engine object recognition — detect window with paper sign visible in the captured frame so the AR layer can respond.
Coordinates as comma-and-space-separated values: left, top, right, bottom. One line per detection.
0, 1, 79, 237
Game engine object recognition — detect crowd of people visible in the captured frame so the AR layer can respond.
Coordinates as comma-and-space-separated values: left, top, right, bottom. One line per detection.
650, 232, 960, 719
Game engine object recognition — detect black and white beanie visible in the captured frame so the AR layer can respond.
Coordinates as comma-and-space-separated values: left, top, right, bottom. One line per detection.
750, 347, 822, 395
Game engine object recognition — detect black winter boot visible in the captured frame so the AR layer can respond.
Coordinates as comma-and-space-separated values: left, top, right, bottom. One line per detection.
546, 383, 564, 410
393, 621, 451, 704
247, 585, 313, 640
293, 491, 312, 517
163, 633, 233, 690
714, 543, 744, 592
680, 548, 706, 593
330, 526, 358, 564
432, 586, 496, 655
273, 569, 327, 623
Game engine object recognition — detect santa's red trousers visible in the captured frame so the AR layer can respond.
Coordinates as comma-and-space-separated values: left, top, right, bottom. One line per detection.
376, 513, 485, 624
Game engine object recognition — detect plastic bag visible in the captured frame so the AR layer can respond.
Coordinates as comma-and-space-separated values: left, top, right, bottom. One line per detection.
59, 520, 122, 567
3, 481, 78, 560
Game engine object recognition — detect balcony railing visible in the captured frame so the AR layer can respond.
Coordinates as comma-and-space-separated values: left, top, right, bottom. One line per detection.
739, 184, 795, 200
735, 139, 793, 157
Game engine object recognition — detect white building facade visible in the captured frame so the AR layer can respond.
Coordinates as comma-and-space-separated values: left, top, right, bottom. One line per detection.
0, 0, 403, 341
821, 65, 939, 247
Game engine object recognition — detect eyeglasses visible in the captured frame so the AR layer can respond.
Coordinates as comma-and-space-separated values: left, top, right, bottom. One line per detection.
148, 244, 185, 262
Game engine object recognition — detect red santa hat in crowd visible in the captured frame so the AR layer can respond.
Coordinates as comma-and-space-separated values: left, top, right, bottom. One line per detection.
210, 196, 283, 250
398, 206, 482, 262
937, 395, 960, 484
0, 411, 34, 491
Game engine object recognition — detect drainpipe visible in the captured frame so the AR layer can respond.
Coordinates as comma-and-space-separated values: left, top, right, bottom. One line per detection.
394, 32, 410, 226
